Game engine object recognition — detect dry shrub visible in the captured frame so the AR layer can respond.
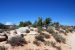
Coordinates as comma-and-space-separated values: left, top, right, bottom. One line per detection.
7, 35, 27, 46
52, 32, 66, 43
0, 46, 6, 50
35, 35, 45, 42
55, 28, 60, 31
47, 29, 55, 34
26, 29, 30, 33
44, 41, 56, 47
59, 30, 67, 35
30, 29, 34, 31
44, 41, 51, 46
59, 30, 65, 33
50, 41, 56, 47
47, 27, 66, 43
65, 29, 69, 33
44, 34, 50, 39
64, 32, 67, 35
63, 28, 74, 33
55, 46, 61, 50
68, 28, 74, 33
44, 41, 61, 50
44, 49, 49, 50
33, 40, 41, 46
40, 33, 51, 39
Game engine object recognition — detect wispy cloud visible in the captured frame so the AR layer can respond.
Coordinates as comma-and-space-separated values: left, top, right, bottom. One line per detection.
5, 22, 13, 25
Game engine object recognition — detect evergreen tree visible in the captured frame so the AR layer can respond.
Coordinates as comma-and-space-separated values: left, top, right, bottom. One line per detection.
43, 17, 52, 26
37, 17, 42, 26
19, 21, 24, 27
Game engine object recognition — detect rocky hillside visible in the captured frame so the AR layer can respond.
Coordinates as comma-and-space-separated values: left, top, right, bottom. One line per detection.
0, 26, 74, 50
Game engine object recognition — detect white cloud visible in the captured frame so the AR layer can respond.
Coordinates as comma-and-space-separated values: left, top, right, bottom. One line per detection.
5, 22, 13, 25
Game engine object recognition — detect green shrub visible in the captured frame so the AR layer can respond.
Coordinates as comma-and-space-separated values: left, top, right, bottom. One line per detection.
19, 21, 32, 27
38, 26, 43, 33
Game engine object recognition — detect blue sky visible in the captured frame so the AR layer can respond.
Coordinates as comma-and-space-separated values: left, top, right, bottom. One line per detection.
0, 0, 75, 25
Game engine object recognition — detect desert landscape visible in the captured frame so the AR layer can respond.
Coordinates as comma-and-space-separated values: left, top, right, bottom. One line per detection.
0, 17, 75, 50
0, 0, 75, 50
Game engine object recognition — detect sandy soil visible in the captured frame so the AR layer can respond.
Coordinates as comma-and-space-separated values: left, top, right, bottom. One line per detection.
7, 31, 57, 50
66, 32, 75, 50
1, 30, 75, 50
